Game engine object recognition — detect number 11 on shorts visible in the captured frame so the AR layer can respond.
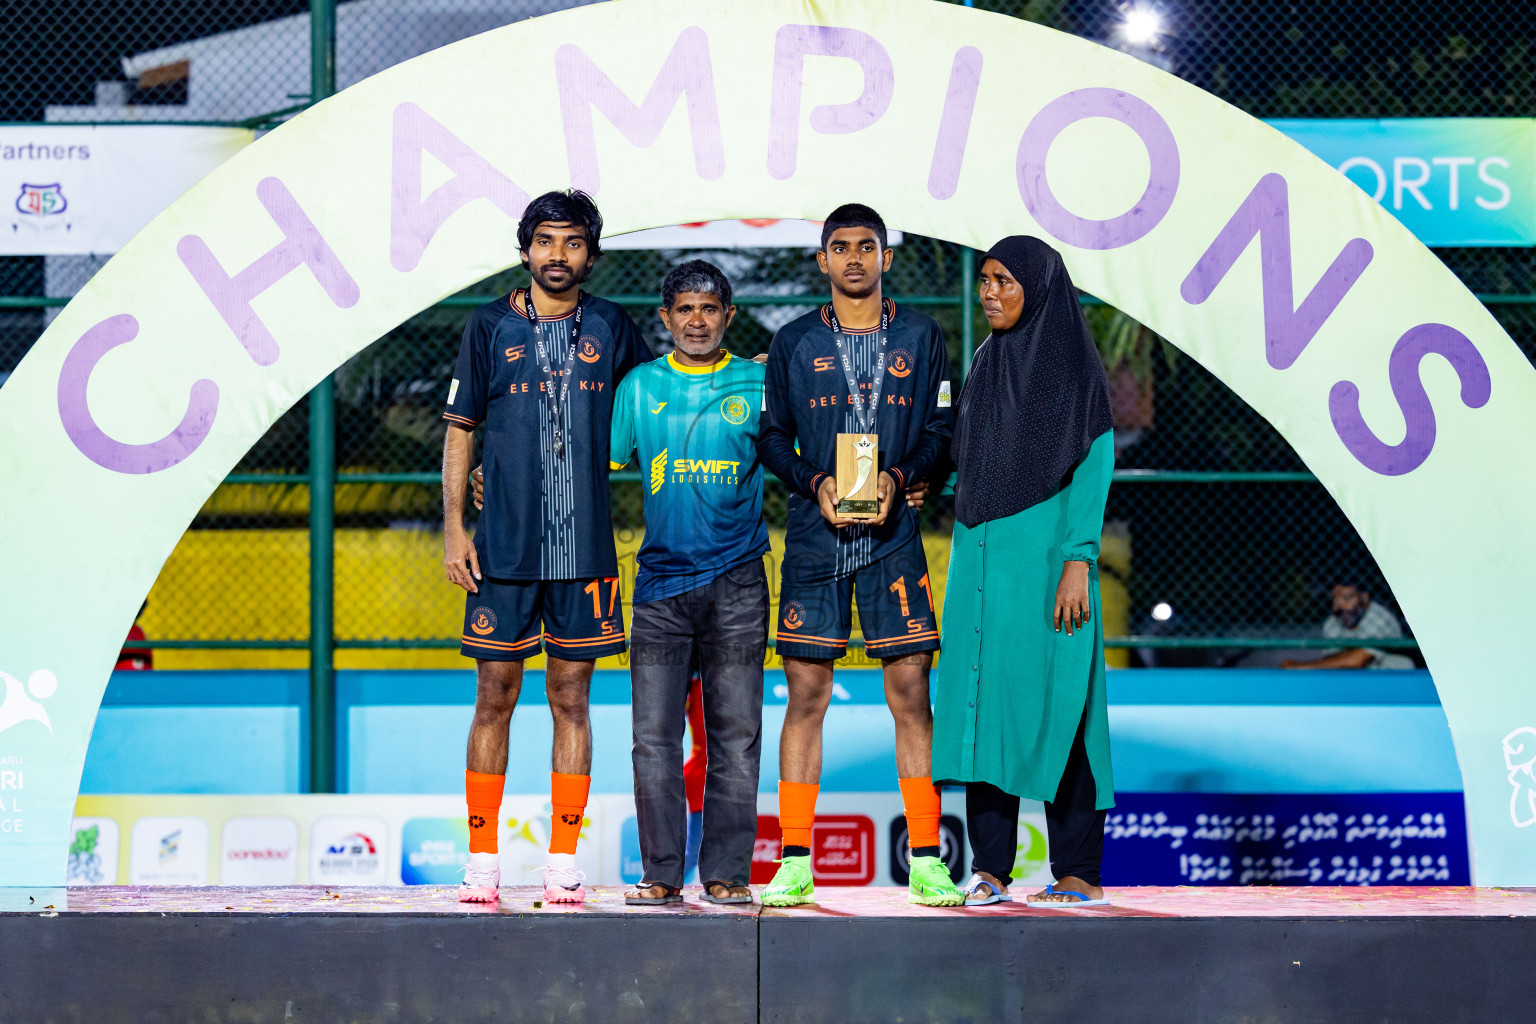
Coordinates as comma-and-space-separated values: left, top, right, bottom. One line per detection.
888, 574, 933, 616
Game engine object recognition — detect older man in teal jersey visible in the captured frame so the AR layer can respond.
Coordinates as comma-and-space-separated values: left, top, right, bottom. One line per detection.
611, 260, 770, 906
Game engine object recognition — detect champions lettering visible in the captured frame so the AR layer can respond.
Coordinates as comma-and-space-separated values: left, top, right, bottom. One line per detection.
53, 24, 1488, 481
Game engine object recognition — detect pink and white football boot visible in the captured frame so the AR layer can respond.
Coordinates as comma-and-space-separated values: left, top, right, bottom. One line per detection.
543, 852, 587, 903
458, 851, 500, 903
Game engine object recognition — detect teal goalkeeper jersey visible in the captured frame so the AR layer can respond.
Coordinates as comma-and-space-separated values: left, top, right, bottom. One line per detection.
610, 351, 770, 603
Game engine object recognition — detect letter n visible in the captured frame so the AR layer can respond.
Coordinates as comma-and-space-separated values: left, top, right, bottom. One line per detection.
1180, 173, 1374, 370
178, 177, 360, 367
390, 102, 530, 272
556, 26, 724, 193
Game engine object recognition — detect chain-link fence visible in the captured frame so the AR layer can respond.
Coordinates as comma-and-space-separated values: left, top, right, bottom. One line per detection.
4, 0, 1533, 667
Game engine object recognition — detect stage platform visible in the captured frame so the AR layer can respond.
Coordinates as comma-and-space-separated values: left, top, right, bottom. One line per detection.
4, 885, 1535, 1023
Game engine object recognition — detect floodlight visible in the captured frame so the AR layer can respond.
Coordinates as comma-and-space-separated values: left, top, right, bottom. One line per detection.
1120, 6, 1163, 45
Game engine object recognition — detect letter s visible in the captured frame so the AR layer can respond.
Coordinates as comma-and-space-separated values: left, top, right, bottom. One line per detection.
1328, 323, 1490, 476
1476, 157, 1511, 211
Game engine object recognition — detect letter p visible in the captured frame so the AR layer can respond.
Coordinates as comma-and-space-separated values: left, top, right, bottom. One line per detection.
768, 25, 893, 180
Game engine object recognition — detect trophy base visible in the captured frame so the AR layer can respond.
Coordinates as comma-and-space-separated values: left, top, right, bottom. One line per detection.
836, 499, 879, 517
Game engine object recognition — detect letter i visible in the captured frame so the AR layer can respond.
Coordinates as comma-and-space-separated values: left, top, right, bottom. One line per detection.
928, 47, 983, 200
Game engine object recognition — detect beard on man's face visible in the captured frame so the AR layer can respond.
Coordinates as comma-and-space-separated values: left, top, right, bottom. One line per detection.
673, 330, 724, 356
529, 257, 589, 295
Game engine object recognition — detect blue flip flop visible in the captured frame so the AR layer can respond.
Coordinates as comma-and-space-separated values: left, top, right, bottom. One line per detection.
962, 874, 1012, 906
1026, 884, 1110, 908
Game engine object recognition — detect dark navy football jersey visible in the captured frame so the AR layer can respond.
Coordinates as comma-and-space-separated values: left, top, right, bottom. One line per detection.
758, 299, 954, 583
444, 290, 653, 580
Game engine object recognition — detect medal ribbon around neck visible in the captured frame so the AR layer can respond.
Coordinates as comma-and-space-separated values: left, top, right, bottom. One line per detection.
828, 299, 890, 436
525, 289, 583, 455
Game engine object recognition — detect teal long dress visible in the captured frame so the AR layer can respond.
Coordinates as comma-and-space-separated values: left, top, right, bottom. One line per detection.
931, 428, 1116, 808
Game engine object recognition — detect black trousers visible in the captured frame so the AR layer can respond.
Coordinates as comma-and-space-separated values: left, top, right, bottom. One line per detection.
629, 560, 767, 888
966, 711, 1106, 887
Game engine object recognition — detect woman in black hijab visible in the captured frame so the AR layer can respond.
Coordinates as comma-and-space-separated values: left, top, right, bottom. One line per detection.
931, 236, 1117, 907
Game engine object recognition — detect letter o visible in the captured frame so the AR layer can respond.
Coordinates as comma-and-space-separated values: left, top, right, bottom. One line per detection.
1016, 87, 1180, 250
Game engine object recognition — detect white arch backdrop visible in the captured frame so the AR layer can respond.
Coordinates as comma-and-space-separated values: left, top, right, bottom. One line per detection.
2, 0, 1535, 886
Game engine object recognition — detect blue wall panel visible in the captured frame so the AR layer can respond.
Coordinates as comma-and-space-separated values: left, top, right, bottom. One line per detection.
84, 668, 1457, 797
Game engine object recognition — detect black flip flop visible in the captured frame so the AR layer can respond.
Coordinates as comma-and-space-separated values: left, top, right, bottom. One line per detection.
624, 883, 682, 906
699, 880, 754, 905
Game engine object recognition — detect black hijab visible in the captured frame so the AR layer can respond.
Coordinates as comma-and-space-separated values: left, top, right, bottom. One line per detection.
951, 236, 1114, 528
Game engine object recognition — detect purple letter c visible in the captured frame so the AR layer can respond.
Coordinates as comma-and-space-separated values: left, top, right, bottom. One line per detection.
1017, 88, 1180, 250
57, 314, 219, 474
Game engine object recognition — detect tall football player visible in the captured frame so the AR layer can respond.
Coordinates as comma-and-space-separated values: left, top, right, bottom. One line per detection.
442, 190, 652, 904
756, 204, 962, 907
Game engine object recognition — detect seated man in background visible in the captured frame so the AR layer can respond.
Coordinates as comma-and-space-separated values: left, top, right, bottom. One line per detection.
1282, 581, 1415, 670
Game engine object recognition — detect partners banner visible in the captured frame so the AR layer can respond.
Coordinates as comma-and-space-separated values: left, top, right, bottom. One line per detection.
0, 126, 253, 255
1271, 118, 1536, 247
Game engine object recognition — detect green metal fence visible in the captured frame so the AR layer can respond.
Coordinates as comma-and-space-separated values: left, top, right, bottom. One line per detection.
3, 0, 1534, 785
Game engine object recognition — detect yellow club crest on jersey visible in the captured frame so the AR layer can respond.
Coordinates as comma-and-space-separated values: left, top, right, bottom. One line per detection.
720, 395, 749, 425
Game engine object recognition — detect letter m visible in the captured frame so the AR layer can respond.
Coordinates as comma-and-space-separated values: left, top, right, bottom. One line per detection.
1180, 173, 1374, 370
556, 26, 724, 193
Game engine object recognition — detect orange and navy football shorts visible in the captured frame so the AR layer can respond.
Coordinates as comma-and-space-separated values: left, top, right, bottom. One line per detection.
775, 535, 940, 661
461, 576, 627, 661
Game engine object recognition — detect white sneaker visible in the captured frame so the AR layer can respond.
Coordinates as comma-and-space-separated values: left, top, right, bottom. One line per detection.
458, 851, 500, 903
543, 852, 587, 903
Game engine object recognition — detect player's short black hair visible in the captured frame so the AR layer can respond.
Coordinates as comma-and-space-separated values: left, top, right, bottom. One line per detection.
661, 259, 733, 310
517, 189, 604, 258
821, 203, 888, 251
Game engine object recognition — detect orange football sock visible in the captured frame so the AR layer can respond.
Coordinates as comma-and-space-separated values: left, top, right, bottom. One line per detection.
465, 770, 505, 854
778, 780, 820, 848
549, 772, 591, 854
899, 776, 942, 849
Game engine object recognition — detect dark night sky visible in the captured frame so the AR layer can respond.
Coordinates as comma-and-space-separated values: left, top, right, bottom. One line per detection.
0, 0, 1529, 123
0, 0, 308, 120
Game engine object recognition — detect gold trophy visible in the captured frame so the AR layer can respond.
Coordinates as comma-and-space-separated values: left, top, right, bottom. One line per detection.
835, 433, 880, 518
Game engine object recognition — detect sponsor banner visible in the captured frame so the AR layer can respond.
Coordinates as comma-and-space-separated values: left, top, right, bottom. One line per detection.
888, 814, 967, 886
66, 816, 119, 885
605, 218, 903, 249
0, 126, 253, 255
76, 793, 620, 886
77, 791, 1005, 888
1270, 118, 1536, 246
220, 815, 298, 885
399, 816, 469, 886
76, 791, 1472, 888
312, 815, 390, 885
1102, 792, 1471, 886
129, 815, 209, 885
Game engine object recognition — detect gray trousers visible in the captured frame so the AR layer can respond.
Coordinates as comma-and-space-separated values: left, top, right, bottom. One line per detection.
630, 559, 767, 888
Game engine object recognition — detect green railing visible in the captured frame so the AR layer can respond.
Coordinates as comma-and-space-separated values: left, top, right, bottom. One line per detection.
94, 282, 1536, 682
